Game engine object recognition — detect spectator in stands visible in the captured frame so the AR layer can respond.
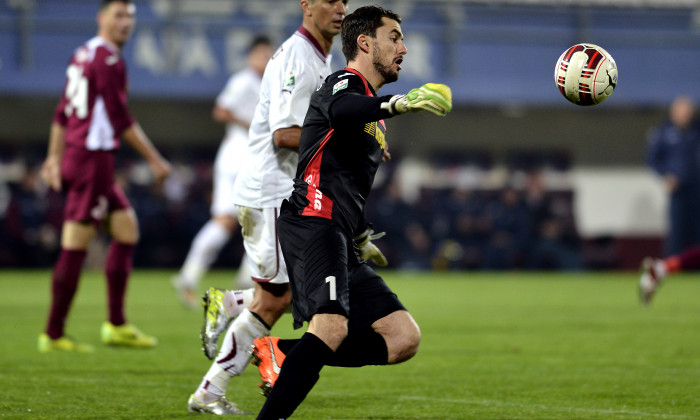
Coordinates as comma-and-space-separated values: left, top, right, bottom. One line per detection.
5, 164, 60, 266
482, 187, 531, 269
367, 177, 415, 267
647, 95, 700, 255
450, 187, 490, 269
524, 170, 582, 270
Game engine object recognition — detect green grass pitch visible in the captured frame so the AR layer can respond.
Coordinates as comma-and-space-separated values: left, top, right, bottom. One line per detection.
1, 270, 700, 419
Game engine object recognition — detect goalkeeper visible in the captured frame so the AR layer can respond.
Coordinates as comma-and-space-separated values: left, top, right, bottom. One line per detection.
254, 5, 452, 419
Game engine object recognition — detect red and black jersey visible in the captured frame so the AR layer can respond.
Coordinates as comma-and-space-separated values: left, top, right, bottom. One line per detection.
285, 67, 397, 236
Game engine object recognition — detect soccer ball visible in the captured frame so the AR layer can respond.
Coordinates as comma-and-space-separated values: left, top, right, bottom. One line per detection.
554, 43, 618, 106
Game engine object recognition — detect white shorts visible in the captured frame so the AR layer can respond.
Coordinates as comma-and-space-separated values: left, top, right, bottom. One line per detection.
235, 205, 289, 284
211, 138, 247, 216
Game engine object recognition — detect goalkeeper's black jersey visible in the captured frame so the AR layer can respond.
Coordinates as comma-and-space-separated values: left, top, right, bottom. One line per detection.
285, 67, 397, 236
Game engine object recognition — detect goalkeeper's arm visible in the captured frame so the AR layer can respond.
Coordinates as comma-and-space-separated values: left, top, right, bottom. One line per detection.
328, 83, 452, 125
381, 83, 453, 117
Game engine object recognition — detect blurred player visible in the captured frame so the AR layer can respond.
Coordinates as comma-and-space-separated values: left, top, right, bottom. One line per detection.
186, 0, 393, 415
646, 95, 700, 256
254, 6, 452, 418
172, 36, 273, 308
38, 0, 171, 352
640, 246, 700, 305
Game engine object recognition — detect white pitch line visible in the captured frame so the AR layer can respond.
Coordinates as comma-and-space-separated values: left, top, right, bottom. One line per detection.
399, 395, 697, 419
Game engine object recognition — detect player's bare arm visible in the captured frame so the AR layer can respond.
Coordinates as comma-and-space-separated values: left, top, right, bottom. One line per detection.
272, 126, 302, 151
664, 173, 679, 192
212, 105, 250, 131
41, 122, 67, 192
121, 122, 172, 183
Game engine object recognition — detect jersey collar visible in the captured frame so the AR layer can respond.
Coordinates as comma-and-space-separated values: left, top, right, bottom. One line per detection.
343, 67, 376, 97
92, 36, 121, 54
296, 25, 328, 62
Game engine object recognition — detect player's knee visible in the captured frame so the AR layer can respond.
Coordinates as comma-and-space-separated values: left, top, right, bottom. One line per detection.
389, 322, 421, 364
213, 215, 237, 232
309, 313, 348, 351
403, 323, 422, 359
108, 209, 139, 244
381, 312, 421, 364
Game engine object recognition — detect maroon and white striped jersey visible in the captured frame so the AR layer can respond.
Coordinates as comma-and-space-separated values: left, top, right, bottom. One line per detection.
53, 36, 134, 151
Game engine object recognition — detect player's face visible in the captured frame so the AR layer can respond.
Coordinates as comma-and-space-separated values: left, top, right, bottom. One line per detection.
670, 96, 695, 128
249, 43, 273, 75
99, 2, 136, 48
371, 18, 406, 85
309, 0, 348, 40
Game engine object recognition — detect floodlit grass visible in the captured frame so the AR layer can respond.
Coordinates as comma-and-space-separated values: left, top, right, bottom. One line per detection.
1, 270, 700, 419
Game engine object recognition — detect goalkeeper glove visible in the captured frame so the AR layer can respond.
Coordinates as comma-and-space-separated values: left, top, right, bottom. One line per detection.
355, 228, 388, 267
382, 83, 453, 117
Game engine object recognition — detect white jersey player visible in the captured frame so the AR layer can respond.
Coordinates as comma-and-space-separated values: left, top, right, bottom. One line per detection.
232, 27, 333, 281
187, 0, 350, 415
172, 36, 273, 307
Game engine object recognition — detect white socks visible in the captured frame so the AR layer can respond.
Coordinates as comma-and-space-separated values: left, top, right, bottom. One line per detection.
196, 309, 270, 400
215, 309, 270, 374
654, 259, 667, 279
223, 288, 255, 318
180, 220, 231, 288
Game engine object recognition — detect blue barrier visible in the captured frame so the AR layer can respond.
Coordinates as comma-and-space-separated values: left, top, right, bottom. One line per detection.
1, 1, 699, 105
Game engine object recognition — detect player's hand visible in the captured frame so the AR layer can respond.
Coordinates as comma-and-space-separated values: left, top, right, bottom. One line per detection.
149, 156, 172, 184
664, 174, 678, 192
40, 157, 62, 192
382, 140, 391, 163
384, 83, 453, 116
355, 228, 388, 267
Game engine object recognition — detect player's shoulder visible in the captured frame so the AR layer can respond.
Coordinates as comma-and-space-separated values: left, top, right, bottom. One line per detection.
324, 69, 366, 95
231, 67, 259, 85
281, 29, 327, 63
84, 37, 123, 68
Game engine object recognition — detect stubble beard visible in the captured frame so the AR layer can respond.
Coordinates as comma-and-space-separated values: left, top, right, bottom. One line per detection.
373, 46, 399, 84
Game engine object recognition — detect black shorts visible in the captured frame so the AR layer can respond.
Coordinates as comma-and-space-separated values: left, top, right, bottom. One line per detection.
277, 207, 405, 330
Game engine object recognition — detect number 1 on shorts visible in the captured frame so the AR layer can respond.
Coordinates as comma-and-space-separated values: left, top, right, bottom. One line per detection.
325, 276, 337, 301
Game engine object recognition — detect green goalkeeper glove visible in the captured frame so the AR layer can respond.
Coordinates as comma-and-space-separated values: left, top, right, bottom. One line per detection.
382, 83, 453, 117
355, 228, 388, 267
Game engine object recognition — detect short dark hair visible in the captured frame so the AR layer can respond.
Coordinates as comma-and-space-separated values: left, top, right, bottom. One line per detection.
101, 0, 131, 10
341, 5, 401, 63
248, 35, 272, 53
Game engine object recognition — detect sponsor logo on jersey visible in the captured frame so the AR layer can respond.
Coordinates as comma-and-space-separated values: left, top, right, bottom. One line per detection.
75, 47, 89, 63
332, 79, 348, 95
106, 54, 119, 66
284, 70, 296, 87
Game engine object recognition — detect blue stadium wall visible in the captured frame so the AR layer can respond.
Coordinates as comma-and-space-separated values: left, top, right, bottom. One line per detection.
1, 1, 700, 106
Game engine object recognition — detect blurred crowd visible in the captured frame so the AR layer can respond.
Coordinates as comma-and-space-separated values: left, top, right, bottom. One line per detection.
367, 158, 583, 271
0, 147, 584, 271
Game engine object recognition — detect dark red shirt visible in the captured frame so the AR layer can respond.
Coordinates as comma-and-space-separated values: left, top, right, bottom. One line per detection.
53, 36, 134, 151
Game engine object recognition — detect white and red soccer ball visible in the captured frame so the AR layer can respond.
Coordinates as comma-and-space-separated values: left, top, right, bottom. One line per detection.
555, 43, 618, 106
